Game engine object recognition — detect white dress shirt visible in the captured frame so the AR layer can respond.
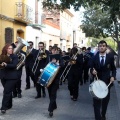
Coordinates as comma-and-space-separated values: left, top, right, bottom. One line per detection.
99, 54, 106, 65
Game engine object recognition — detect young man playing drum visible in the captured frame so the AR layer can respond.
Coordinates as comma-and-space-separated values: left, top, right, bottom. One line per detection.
47, 46, 64, 117
90, 40, 116, 120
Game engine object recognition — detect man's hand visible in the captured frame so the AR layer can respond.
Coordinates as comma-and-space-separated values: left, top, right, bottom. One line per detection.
52, 58, 57, 63
1, 62, 7, 67
110, 77, 115, 83
38, 56, 42, 60
92, 69, 97, 75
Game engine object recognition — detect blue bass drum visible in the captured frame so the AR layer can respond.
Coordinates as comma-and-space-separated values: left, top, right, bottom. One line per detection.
39, 62, 60, 87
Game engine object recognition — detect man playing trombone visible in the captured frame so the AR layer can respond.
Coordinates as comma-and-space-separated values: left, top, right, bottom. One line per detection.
33, 42, 49, 99
67, 47, 83, 101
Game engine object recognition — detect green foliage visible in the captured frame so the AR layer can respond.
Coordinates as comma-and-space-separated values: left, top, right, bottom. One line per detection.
87, 37, 117, 51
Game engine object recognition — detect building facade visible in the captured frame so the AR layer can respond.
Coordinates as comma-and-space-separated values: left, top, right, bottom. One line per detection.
60, 9, 74, 51
26, 0, 42, 49
0, 0, 33, 52
74, 27, 88, 48
41, 8, 60, 50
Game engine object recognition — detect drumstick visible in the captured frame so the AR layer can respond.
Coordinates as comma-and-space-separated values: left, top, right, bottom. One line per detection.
105, 81, 112, 90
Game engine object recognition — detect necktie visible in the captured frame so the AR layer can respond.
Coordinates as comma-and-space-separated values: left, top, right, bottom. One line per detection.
100, 56, 104, 66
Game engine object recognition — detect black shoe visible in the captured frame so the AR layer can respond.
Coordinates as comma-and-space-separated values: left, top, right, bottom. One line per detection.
1, 110, 6, 114
70, 95, 73, 100
35, 95, 41, 99
72, 98, 77, 101
34, 84, 36, 87
43, 93, 46, 98
80, 82, 83, 85
12, 94, 17, 98
101, 116, 106, 120
6, 106, 12, 110
25, 87, 30, 90
49, 112, 53, 117
18, 94, 22, 98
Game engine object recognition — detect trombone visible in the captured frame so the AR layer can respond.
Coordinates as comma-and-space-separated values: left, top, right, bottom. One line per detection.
60, 51, 78, 82
32, 49, 47, 75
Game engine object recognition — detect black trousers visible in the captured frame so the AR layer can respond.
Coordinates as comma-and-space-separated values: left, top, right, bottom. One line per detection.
34, 73, 45, 96
68, 70, 79, 99
13, 68, 22, 95
47, 79, 59, 112
93, 90, 110, 120
25, 66, 35, 88
1, 79, 17, 110
83, 66, 89, 83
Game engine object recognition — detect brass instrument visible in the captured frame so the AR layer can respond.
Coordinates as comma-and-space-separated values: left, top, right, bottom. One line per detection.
60, 47, 81, 81
14, 37, 29, 70
32, 48, 47, 75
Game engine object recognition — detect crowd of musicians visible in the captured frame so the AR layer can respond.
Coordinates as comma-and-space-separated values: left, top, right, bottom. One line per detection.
0, 39, 116, 120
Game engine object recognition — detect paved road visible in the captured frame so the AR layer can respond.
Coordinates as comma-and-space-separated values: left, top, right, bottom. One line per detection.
0, 68, 120, 120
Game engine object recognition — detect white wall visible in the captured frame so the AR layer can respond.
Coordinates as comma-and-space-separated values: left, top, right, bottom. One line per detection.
60, 11, 73, 51
26, 26, 42, 49
41, 24, 60, 50
26, 0, 42, 49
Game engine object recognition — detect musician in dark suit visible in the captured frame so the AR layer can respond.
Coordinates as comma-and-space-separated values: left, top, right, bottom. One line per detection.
68, 47, 83, 101
12, 41, 26, 98
83, 47, 94, 84
46, 46, 64, 117
25, 41, 36, 89
0, 44, 18, 114
90, 40, 116, 120
34, 42, 49, 99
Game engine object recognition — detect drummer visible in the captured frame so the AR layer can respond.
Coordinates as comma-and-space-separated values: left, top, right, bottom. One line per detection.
46, 46, 64, 117
90, 40, 116, 120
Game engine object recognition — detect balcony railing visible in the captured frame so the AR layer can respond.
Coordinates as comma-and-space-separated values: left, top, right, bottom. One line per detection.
15, 2, 33, 23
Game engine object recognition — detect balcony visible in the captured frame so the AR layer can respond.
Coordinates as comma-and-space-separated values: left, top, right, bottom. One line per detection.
15, 2, 33, 24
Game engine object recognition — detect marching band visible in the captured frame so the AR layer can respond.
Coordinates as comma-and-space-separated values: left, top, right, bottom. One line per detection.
0, 38, 116, 120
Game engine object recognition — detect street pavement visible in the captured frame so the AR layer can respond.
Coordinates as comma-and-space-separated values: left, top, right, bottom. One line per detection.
0, 68, 120, 120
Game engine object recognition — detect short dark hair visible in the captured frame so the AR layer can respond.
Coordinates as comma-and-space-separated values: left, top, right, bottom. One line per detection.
49, 45, 52, 47
73, 43, 77, 46
39, 42, 44, 46
28, 41, 33, 45
98, 40, 107, 46
51, 46, 58, 50
82, 47, 86, 51
87, 47, 91, 51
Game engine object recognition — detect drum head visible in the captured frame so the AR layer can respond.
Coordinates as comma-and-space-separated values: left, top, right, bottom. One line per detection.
92, 80, 108, 99
47, 63, 60, 87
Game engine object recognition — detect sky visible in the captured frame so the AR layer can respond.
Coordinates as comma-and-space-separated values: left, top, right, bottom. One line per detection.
70, 6, 85, 29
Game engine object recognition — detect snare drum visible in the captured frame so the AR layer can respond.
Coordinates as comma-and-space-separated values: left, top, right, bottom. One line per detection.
38, 62, 60, 87
89, 80, 108, 99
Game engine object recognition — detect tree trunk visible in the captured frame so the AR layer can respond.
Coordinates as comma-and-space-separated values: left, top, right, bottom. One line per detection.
116, 41, 120, 67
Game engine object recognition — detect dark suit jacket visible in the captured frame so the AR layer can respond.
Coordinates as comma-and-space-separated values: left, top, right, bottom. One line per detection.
25, 48, 37, 68
90, 52, 116, 85
0, 54, 18, 80
70, 54, 83, 72
34, 49, 50, 76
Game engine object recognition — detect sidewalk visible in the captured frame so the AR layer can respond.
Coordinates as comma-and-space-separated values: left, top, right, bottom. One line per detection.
0, 68, 119, 120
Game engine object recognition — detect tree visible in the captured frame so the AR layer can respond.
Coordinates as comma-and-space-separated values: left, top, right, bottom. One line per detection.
80, 4, 120, 66
43, 0, 120, 66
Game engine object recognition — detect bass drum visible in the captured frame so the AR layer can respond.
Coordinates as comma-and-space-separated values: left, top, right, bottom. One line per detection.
89, 80, 108, 99
39, 62, 60, 87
